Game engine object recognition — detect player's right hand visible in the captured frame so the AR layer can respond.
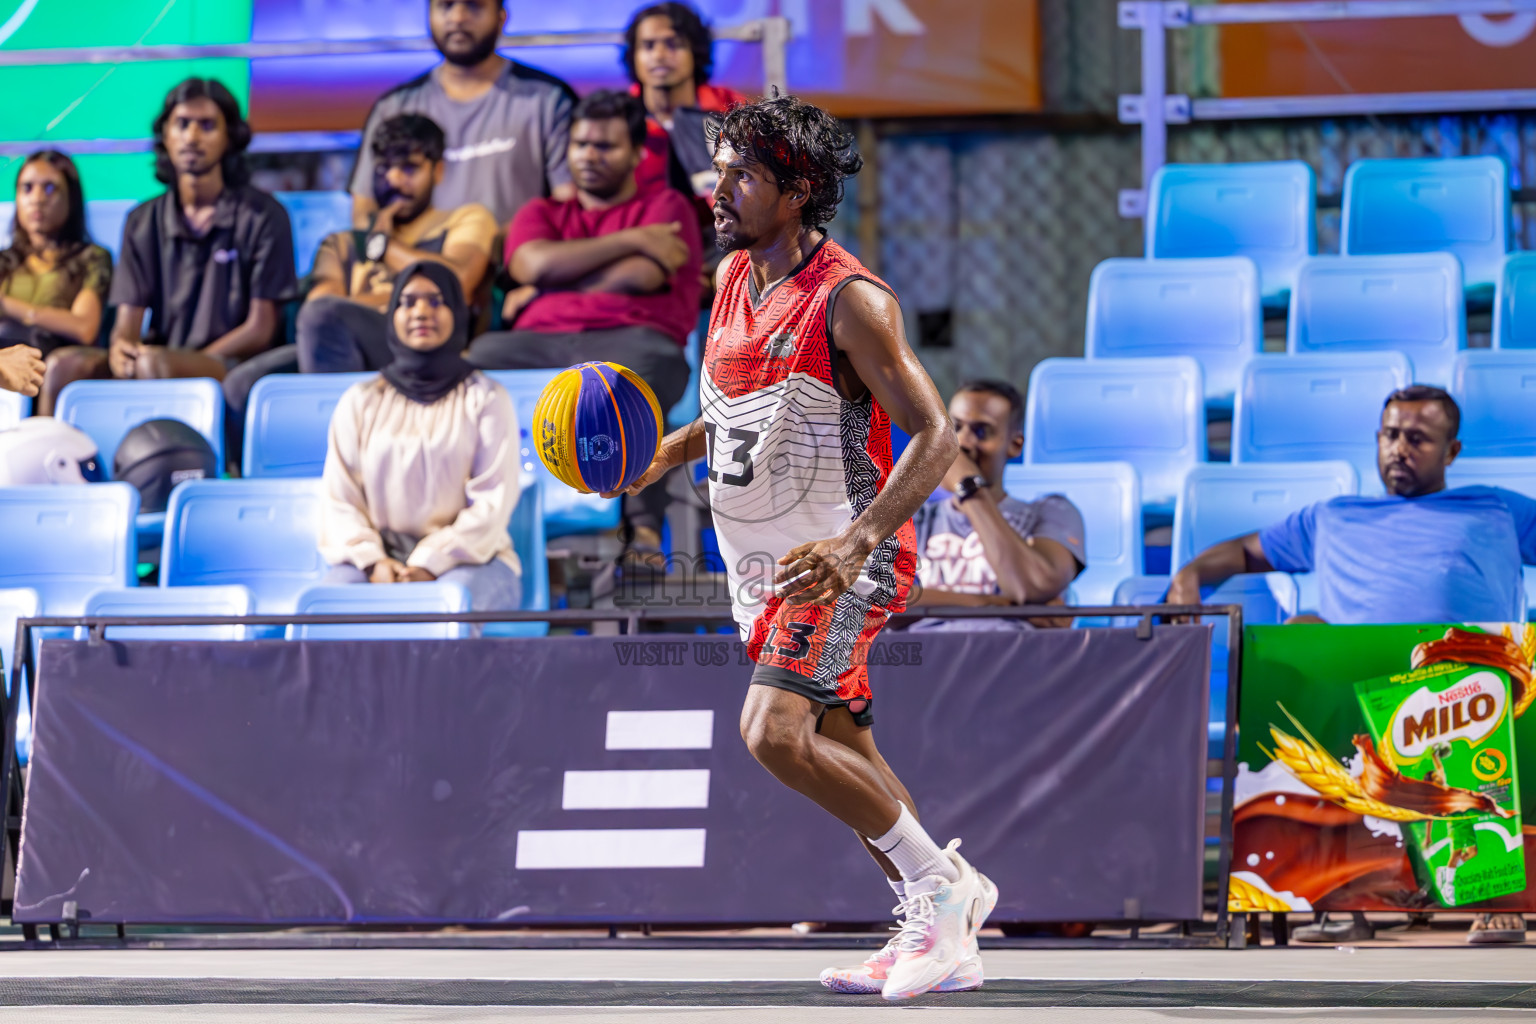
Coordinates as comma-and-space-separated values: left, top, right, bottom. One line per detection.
0, 344, 44, 396
601, 454, 671, 499
630, 222, 690, 274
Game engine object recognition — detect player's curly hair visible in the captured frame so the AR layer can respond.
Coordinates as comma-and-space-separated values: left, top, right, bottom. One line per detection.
715, 95, 862, 230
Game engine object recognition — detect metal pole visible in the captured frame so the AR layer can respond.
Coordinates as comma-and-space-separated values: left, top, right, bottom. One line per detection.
1190, 0, 1536, 25
1214, 605, 1243, 948
0, 21, 781, 67
856, 120, 882, 277
1141, 3, 1168, 213
759, 16, 791, 98
1118, 1, 1173, 219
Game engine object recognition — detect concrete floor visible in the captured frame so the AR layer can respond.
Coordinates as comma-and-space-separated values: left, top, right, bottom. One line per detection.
0, 945, 1532, 1022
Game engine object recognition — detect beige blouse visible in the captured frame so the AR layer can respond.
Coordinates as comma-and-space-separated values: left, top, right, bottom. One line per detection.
319, 372, 522, 577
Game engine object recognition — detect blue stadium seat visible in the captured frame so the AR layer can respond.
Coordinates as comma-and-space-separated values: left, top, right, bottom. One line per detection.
0, 390, 28, 431
485, 369, 622, 538
0, 201, 144, 264
1447, 455, 1536, 495
86, 200, 137, 264
287, 581, 472, 640
1341, 155, 1511, 294
482, 477, 549, 638
1287, 253, 1466, 386
161, 478, 326, 614
243, 372, 372, 477
1452, 350, 1536, 458
1233, 352, 1412, 496
56, 377, 225, 474
1024, 356, 1205, 517
0, 587, 39, 764
275, 190, 354, 276
668, 320, 704, 429
1002, 461, 1141, 607
0, 587, 38, 682
1494, 252, 1536, 349
81, 585, 256, 641
1146, 161, 1316, 306
1085, 256, 1261, 407
0, 483, 138, 614
1171, 461, 1359, 573
1446, 455, 1536, 619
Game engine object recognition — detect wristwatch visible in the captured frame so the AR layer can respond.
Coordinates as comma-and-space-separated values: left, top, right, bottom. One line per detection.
955, 474, 987, 503
365, 230, 389, 263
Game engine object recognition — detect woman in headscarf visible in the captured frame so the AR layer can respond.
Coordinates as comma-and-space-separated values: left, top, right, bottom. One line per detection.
318, 260, 522, 611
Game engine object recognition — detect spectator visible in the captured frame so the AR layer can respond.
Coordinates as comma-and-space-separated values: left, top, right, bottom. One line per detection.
624, 2, 746, 204
0, 151, 112, 411
906, 380, 1084, 629
349, 0, 576, 228
467, 89, 699, 567
222, 114, 497, 439
1169, 385, 1536, 946
42, 78, 296, 408
319, 261, 522, 613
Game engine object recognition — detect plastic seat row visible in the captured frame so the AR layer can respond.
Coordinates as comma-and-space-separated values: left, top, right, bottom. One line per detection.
0, 477, 549, 625
1088, 250, 1467, 402
47, 368, 619, 540
1146, 155, 1509, 304
0, 191, 351, 275
1028, 351, 1536, 513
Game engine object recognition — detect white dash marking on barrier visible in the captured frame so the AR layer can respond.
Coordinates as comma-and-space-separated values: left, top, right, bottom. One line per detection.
561, 769, 710, 810
515, 828, 707, 869
604, 710, 714, 750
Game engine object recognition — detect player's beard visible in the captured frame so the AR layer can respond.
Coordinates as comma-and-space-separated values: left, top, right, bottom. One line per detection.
714, 209, 754, 252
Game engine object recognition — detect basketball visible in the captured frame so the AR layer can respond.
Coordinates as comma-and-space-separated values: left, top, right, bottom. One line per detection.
533, 361, 663, 495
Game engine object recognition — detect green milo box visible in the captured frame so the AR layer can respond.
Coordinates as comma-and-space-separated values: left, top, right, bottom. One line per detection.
1355, 661, 1525, 908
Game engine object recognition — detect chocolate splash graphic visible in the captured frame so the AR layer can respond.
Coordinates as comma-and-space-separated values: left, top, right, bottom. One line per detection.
1352, 733, 1512, 819
1411, 627, 1533, 716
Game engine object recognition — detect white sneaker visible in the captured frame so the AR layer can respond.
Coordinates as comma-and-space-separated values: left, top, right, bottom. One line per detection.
881, 839, 991, 1001
819, 901, 984, 995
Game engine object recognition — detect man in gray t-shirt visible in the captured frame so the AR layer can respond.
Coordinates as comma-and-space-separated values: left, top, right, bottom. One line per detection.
349, 0, 575, 227
907, 381, 1086, 631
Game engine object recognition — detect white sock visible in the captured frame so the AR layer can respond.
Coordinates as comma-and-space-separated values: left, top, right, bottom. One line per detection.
887, 877, 906, 902
867, 803, 958, 884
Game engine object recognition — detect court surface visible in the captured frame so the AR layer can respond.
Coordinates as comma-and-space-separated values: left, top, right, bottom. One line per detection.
0, 945, 1534, 1022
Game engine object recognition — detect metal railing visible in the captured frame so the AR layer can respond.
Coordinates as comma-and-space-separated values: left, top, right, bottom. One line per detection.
1118, 0, 1536, 216
0, 600, 1244, 947
0, 18, 790, 157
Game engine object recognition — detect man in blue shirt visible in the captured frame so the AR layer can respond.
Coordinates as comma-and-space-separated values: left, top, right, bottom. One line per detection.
1169, 384, 1536, 944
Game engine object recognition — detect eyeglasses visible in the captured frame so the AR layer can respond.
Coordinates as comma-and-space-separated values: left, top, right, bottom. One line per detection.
18, 181, 59, 198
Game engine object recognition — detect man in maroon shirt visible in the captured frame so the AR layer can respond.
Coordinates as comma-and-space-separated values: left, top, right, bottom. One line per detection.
468, 89, 701, 560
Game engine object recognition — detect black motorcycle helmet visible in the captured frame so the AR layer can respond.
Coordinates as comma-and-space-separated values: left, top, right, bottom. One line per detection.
112, 418, 217, 513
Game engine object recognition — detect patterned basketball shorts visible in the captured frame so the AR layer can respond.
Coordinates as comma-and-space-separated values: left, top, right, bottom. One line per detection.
745, 587, 901, 725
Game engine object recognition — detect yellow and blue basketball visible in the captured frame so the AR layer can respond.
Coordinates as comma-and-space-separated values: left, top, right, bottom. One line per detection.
533, 362, 663, 494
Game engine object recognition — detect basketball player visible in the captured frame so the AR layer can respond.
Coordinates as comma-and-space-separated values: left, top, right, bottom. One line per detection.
611, 96, 996, 1000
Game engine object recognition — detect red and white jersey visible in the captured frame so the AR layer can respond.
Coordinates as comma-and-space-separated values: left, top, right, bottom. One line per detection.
702, 237, 915, 636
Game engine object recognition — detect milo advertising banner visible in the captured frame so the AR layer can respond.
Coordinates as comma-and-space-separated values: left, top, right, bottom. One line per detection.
1232, 623, 1536, 914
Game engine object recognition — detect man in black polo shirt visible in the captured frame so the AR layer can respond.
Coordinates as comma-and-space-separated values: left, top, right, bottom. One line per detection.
41, 78, 296, 401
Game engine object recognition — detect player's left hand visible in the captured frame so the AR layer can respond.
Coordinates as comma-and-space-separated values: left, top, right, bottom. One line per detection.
775, 533, 873, 606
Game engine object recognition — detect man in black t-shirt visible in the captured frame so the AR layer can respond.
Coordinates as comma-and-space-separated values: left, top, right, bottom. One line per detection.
42, 78, 296, 399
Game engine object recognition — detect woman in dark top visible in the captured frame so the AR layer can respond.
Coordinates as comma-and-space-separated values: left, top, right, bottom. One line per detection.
0, 151, 112, 412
